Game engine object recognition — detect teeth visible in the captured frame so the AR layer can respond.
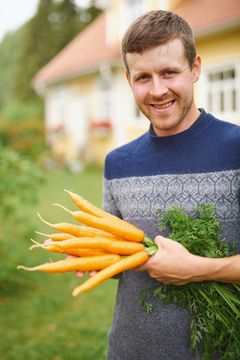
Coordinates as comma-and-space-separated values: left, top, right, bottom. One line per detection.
152, 101, 173, 109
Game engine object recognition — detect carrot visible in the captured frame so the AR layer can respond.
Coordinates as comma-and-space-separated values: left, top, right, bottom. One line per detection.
54, 247, 107, 257
30, 239, 107, 257
64, 190, 145, 241
53, 204, 144, 243
44, 236, 145, 255
72, 251, 149, 296
17, 254, 121, 273
64, 189, 112, 218
35, 231, 72, 241
37, 213, 121, 240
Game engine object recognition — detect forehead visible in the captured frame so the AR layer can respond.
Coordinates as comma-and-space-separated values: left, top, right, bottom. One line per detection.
126, 38, 187, 73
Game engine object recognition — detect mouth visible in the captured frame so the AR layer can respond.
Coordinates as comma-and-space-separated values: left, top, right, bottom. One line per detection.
150, 100, 175, 111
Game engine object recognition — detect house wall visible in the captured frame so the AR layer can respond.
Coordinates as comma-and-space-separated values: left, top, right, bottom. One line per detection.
196, 29, 240, 124
44, 70, 120, 166
196, 29, 240, 62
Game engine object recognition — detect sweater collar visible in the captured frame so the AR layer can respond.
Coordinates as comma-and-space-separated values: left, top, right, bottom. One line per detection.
148, 109, 211, 145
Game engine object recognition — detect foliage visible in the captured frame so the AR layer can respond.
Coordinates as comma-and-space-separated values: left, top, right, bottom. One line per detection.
13, 0, 102, 101
0, 145, 44, 291
0, 30, 24, 108
0, 101, 45, 160
141, 204, 240, 360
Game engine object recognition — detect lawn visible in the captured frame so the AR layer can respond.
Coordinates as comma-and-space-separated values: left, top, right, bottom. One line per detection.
0, 167, 118, 360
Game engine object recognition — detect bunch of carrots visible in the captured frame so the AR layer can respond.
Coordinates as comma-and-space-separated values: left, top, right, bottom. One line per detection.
18, 189, 157, 297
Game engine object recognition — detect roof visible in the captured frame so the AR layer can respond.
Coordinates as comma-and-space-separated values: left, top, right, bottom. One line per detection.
174, 0, 240, 34
34, 0, 240, 89
33, 13, 121, 89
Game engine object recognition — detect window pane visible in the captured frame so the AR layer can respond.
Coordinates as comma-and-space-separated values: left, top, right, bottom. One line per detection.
224, 69, 235, 79
205, 65, 238, 117
208, 72, 223, 82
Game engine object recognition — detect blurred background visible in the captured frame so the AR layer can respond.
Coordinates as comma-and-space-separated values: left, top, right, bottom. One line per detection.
0, 0, 240, 359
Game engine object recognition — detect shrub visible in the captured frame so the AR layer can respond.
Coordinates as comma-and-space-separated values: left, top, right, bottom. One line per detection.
0, 145, 44, 292
0, 100, 45, 161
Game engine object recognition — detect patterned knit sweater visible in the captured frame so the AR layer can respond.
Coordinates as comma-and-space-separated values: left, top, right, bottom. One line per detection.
103, 110, 240, 360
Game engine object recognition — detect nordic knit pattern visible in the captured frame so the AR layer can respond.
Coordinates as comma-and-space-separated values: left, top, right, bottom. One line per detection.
103, 111, 240, 360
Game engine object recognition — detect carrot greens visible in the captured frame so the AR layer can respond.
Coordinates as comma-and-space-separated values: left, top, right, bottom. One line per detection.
140, 204, 240, 360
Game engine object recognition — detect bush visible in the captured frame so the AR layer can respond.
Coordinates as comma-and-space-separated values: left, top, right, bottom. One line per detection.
0, 100, 45, 161
0, 145, 44, 292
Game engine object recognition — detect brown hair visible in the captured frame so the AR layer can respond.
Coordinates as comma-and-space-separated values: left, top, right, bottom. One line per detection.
122, 10, 196, 71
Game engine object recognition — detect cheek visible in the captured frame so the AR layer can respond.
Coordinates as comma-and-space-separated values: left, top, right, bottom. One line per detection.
132, 85, 147, 103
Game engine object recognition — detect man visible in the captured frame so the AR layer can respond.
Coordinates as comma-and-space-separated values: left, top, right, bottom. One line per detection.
103, 10, 240, 360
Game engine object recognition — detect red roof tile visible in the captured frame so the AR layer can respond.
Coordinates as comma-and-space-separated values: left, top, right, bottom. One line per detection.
33, 13, 121, 88
174, 0, 240, 33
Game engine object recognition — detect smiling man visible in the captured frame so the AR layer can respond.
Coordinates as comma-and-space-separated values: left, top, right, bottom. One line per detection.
103, 10, 240, 360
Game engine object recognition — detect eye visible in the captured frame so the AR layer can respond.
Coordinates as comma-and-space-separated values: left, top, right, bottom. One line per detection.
163, 70, 176, 77
136, 73, 149, 81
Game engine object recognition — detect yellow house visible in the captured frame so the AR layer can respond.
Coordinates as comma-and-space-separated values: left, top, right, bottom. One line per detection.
33, 0, 240, 167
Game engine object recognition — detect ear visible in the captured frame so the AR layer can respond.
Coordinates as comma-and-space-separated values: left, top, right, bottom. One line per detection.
192, 55, 201, 83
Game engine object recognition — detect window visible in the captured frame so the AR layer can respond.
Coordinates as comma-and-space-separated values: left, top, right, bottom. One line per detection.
200, 62, 240, 122
119, 0, 146, 38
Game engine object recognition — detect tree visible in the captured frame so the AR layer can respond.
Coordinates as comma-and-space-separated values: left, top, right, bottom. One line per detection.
13, 0, 102, 102
0, 30, 24, 109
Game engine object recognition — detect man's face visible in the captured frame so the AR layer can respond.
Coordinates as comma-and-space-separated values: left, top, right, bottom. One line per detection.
126, 38, 201, 137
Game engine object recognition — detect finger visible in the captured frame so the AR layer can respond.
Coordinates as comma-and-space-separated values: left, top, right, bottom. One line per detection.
134, 263, 148, 272
89, 270, 98, 277
76, 271, 84, 278
154, 235, 165, 246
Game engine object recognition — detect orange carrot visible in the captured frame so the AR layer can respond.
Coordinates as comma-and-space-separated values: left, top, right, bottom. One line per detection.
64, 189, 112, 218
64, 190, 145, 241
44, 236, 145, 255
72, 251, 149, 296
53, 247, 107, 257
37, 213, 121, 240
17, 254, 121, 273
30, 239, 107, 257
53, 204, 144, 243
35, 231, 72, 241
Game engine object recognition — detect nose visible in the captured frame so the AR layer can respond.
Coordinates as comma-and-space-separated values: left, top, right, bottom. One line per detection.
149, 77, 168, 98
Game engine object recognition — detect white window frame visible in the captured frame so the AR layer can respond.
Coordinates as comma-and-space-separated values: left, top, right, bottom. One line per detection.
198, 60, 240, 123
119, 0, 147, 39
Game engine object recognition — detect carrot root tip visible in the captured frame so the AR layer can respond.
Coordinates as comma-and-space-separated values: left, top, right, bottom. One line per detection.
37, 212, 53, 227
52, 203, 73, 215
17, 265, 35, 271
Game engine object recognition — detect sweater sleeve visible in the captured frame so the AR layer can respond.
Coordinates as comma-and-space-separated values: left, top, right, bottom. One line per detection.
102, 177, 122, 218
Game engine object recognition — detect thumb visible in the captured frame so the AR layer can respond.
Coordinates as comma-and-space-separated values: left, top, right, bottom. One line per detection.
154, 235, 165, 247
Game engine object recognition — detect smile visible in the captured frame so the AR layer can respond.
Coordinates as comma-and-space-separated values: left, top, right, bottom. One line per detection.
150, 100, 175, 110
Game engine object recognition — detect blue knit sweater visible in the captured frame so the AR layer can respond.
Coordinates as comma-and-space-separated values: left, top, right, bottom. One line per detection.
103, 111, 240, 360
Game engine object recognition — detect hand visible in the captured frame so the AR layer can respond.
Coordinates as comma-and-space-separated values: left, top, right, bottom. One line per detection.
135, 235, 197, 285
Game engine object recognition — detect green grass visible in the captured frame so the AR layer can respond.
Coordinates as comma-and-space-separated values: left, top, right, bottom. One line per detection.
0, 167, 118, 360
